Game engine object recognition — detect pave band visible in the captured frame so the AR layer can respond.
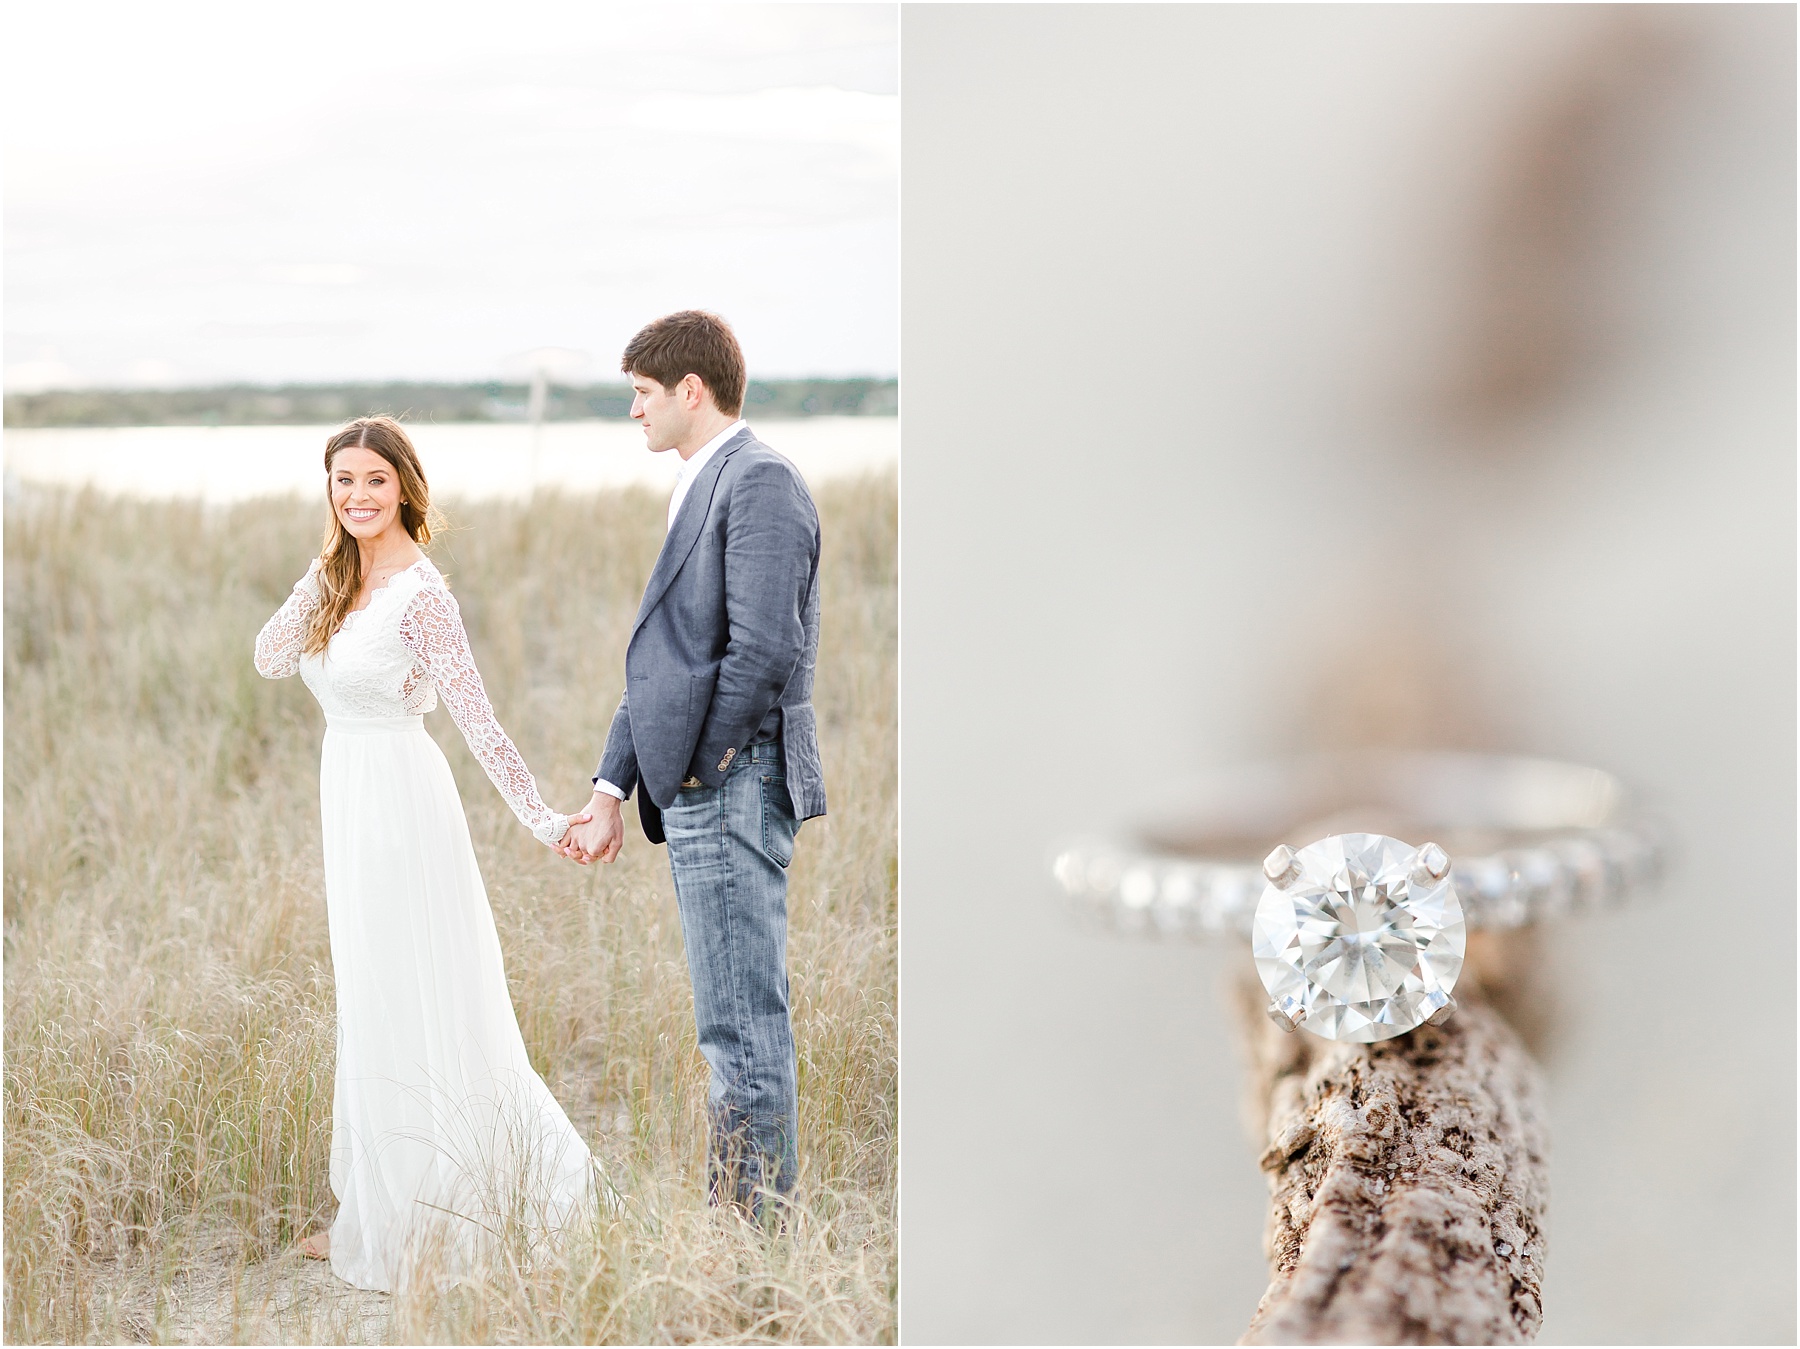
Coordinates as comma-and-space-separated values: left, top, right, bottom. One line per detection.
1053, 752, 1669, 941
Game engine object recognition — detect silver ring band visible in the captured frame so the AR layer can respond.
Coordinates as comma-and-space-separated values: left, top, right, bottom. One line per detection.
1054, 751, 1670, 940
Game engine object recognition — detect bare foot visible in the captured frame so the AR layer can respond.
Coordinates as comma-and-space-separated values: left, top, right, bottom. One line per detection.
297, 1231, 330, 1260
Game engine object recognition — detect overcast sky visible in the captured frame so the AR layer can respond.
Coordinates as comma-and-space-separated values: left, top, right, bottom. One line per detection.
5, 2, 897, 390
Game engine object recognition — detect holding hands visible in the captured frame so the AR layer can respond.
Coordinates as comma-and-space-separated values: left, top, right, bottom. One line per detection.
554, 791, 625, 864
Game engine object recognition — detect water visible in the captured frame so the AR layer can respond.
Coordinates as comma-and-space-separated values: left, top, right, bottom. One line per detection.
3, 417, 895, 503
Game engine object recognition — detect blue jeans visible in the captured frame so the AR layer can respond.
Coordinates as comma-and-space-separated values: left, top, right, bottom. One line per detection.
662, 740, 800, 1208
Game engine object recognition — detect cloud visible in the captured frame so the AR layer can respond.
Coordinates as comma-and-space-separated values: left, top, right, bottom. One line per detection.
627, 86, 897, 155
6, 358, 82, 393
257, 264, 368, 287
4, 6, 896, 385
195, 321, 371, 339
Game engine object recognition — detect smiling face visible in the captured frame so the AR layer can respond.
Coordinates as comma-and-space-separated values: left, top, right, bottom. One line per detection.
328, 444, 407, 544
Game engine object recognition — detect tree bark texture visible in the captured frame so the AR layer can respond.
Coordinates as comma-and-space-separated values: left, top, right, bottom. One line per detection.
1236, 933, 1549, 1345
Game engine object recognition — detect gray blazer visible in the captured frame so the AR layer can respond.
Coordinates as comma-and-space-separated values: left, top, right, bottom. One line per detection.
596, 427, 827, 820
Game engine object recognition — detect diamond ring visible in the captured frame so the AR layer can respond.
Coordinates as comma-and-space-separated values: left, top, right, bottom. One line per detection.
1052, 752, 1669, 1043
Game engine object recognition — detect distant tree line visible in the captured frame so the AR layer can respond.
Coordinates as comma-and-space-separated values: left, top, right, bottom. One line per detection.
4, 378, 898, 428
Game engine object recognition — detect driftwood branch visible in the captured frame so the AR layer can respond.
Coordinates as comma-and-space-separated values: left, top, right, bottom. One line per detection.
1235, 933, 1549, 1345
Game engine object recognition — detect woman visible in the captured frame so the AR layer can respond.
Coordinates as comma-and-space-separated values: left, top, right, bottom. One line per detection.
254, 416, 598, 1292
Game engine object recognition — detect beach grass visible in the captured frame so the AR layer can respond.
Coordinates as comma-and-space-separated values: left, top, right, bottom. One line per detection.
3, 473, 896, 1344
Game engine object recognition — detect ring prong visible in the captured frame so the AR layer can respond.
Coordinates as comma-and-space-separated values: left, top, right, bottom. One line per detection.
1267, 1001, 1305, 1033
1263, 844, 1299, 888
1414, 841, 1450, 884
1425, 995, 1457, 1027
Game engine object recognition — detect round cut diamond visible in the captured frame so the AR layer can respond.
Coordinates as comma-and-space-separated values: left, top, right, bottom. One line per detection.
1252, 833, 1465, 1042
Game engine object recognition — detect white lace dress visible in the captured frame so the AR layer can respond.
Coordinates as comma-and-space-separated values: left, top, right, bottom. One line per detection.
254, 556, 596, 1292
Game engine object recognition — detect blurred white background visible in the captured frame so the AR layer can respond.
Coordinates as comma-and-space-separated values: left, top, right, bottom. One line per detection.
5, 1, 896, 390
900, 6, 1792, 1344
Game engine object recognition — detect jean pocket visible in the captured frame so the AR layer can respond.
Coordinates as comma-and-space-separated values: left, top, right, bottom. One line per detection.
759, 775, 797, 868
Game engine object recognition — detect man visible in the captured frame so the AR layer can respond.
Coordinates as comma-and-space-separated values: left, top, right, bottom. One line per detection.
561, 310, 826, 1214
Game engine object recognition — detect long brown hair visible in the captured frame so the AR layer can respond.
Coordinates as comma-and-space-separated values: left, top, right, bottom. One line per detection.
303, 417, 438, 656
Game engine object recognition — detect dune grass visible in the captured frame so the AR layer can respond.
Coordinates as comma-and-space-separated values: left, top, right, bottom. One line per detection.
3, 474, 896, 1343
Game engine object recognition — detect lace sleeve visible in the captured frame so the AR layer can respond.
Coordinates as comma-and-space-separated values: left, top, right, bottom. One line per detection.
398, 577, 569, 846
254, 559, 322, 678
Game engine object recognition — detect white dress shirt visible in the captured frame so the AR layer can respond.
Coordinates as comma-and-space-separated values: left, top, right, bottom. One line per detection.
593, 418, 748, 803
667, 418, 746, 530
